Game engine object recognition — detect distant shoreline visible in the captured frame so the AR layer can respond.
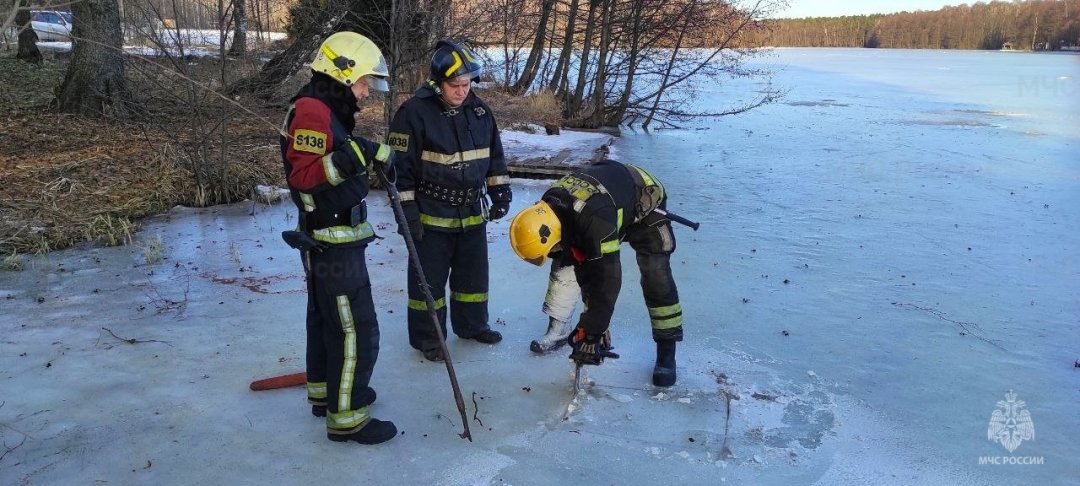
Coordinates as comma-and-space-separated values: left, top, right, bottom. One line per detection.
766, 46, 1080, 54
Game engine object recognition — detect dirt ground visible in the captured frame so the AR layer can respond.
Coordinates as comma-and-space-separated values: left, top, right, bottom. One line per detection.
0, 50, 561, 258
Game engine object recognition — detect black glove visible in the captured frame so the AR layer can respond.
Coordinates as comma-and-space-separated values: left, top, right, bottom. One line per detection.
487, 185, 512, 221
399, 201, 423, 242
568, 328, 619, 365
488, 201, 510, 220
343, 138, 368, 171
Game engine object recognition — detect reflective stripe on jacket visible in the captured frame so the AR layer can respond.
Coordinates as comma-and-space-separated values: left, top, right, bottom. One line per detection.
279, 96, 389, 246
388, 84, 509, 232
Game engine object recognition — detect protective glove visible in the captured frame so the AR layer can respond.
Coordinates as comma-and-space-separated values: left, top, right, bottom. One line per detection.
344, 138, 369, 171
488, 201, 510, 220
568, 327, 619, 365
487, 185, 512, 221
373, 146, 396, 181
399, 201, 424, 242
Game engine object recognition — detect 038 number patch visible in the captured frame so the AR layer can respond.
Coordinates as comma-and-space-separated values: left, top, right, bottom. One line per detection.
387, 132, 410, 152
293, 129, 328, 154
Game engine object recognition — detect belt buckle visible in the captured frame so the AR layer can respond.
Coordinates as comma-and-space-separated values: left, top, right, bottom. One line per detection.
465, 187, 478, 204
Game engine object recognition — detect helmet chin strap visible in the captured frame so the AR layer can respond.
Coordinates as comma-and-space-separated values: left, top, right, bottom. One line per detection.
439, 96, 462, 110
429, 80, 462, 113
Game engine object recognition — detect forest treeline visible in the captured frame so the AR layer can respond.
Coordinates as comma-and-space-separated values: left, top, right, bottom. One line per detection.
766, 0, 1080, 50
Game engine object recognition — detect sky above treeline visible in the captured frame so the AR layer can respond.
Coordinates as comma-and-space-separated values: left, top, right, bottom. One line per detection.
778, 0, 961, 18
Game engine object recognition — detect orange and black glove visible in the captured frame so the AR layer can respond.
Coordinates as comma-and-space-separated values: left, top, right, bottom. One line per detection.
568, 327, 619, 365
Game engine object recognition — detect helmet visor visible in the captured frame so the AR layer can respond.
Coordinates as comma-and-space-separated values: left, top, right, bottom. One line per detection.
366, 76, 389, 92
371, 54, 390, 78
523, 254, 546, 266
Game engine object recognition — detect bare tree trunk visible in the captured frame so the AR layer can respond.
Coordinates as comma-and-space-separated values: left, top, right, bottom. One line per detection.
549, 0, 580, 96
15, 0, 41, 63
429, 0, 451, 44
388, 0, 421, 123
228, 11, 344, 96
251, 0, 262, 42
586, 0, 613, 128
56, 0, 137, 118
1030, 13, 1038, 50
229, 0, 247, 55
609, 0, 645, 125
569, 0, 600, 115
265, 0, 272, 32
509, 0, 556, 95
642, 27, 683, 130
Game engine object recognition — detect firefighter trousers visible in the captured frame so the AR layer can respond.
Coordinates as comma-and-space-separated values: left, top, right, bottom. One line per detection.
624, 210, 684, 342
304, 245, 380, 432
407, 227, 490, 351
544, 210, 684, 342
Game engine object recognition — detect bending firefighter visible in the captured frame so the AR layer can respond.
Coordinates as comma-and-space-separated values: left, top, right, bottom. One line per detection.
279, 32, 396, 444
509, 159, 685, 387
387, 40, 511, 361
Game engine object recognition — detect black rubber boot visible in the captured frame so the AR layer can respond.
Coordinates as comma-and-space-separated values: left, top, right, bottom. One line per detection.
312, 387, 376, 417
652, 340, 677, 387
327, 418, 397, 445
468, 329, 502, 344
422, 347, 445, 362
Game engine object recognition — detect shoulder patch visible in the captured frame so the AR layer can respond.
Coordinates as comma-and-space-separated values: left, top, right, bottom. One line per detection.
387, 132, 410, 152
292, 129, 327, 155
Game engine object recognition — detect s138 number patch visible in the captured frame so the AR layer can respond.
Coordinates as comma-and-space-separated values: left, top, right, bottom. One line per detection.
293, 129, 328, 154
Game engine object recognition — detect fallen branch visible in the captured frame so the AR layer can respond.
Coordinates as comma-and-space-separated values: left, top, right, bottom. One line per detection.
471, 392, 484, 428
102, 327, 173, 347
139, 269, 191, 317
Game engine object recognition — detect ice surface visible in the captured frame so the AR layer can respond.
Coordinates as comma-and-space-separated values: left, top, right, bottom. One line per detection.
2, 49, 1078, 485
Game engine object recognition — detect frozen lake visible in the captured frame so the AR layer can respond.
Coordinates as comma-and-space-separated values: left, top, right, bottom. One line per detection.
1, 48, 1078, 484
606, 47, 1080, 483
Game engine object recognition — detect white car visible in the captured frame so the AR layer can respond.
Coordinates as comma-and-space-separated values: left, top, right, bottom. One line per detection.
30, 10, 73, 42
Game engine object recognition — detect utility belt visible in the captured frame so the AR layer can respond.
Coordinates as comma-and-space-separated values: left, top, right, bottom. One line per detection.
417, 179, 483, 206
300, 200, 368, 231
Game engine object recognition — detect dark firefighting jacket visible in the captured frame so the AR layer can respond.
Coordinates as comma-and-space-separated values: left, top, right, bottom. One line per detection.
542, 159, 668, 335
387, 83, 511, 232
279, 83, 392, 247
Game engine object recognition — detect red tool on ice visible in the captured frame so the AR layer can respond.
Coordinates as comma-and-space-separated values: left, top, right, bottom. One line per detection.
249, 372, 306, 391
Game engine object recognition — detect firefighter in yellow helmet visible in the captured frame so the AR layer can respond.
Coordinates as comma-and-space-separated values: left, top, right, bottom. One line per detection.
509, 159, 684, 387
279, 31, 395, 444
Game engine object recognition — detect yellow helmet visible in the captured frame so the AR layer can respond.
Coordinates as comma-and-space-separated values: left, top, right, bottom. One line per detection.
311, 32, 390, 91
509, 201, 562, 266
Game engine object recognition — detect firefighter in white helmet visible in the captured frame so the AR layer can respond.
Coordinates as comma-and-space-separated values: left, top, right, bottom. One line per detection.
279, 31, 395, 444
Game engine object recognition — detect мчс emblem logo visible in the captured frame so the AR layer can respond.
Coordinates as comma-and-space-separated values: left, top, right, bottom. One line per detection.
987, 390, 1034, 453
